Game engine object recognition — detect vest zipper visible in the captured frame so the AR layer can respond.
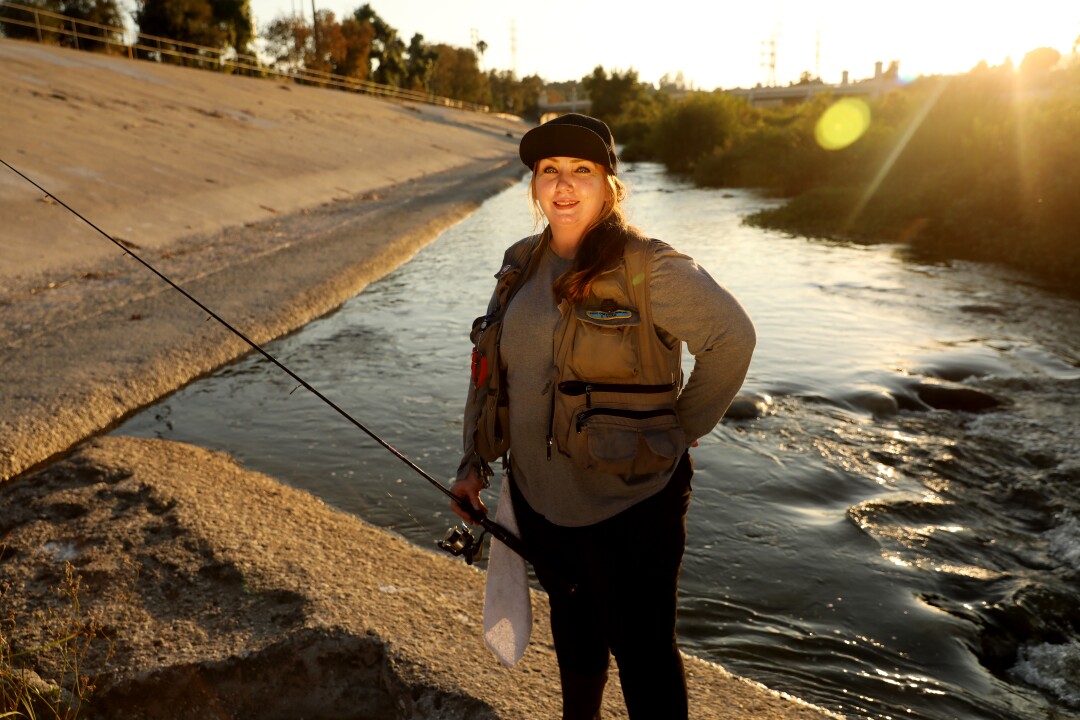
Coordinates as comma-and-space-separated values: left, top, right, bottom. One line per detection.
576, 407, 677, 433
546, 373, 558, 460
558, 380, 677, 408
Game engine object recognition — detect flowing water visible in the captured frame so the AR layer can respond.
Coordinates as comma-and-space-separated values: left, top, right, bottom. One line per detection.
114, 163, 1080, 720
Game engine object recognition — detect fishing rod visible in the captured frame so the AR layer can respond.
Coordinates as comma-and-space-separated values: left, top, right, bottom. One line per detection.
0, 157, 537, 575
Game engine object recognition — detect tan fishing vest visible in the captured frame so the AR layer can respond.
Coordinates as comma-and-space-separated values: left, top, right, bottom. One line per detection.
548, 234, 686, 476
468, 233, 686, 479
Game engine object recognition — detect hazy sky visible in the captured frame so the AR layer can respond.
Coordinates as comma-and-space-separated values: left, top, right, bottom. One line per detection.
248, 0, 1079, 89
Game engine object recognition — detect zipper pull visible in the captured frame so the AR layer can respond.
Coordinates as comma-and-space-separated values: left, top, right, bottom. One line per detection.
585, 383, 592, 408
546, 435, 552, 460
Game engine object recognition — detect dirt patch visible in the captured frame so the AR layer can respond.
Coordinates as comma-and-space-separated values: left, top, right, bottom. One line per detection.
93, 629, 482, 720
0, 437, 513, 719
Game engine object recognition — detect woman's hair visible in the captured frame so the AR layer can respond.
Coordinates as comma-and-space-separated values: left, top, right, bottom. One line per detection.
528, 167, 639, 304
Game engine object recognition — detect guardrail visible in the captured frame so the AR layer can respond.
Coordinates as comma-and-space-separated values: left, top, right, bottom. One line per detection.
0, 0, 489, 112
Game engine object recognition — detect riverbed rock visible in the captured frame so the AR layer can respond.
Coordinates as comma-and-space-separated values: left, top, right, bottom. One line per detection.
724, 392, 774, 420
841, 386, 900, 419
912, 380, 1003, 413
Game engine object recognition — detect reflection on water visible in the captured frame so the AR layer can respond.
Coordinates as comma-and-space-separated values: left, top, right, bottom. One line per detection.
115, 163, 1080, 720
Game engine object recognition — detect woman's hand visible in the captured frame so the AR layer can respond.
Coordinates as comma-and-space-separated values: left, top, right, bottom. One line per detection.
450, 466, 488, 524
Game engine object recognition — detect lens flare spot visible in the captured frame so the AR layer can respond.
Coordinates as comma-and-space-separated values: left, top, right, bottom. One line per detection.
815, 98, 872, 151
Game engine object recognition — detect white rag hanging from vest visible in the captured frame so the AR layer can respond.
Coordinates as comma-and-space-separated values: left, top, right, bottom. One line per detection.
483, 470, 532, 666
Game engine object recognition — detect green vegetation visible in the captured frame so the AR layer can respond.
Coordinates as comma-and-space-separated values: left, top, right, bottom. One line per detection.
596, 50, 1080, 293
0, 0, 546, 114
750, 63, 1079, 292
1, 564, 112, 719
3, 0, 1076, 290
0, 0, 125, 53
134, 0, 254, 56
257, 3, 546, 114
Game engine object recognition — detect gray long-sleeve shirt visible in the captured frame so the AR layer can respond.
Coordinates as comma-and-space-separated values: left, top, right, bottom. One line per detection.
499, 241, 756, 527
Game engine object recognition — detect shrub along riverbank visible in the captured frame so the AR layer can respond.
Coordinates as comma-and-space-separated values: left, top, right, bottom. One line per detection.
617, 57, 1080, 295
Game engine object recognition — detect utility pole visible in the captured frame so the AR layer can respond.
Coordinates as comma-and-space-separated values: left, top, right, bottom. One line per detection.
760, 32, 778, 87
510, 20, 517, 78
815, 28, 821, 80
310, 0, 319, 59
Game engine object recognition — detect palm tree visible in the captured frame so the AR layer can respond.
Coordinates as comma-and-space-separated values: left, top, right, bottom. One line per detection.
475, 38, 487, 69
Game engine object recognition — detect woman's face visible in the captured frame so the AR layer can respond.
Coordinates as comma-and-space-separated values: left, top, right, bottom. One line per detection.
533, 156, 608, 239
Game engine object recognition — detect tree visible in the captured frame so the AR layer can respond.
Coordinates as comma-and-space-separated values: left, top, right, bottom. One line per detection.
651, 92, 743, 173
337, 16, 374, 80
794, 71, 823, 86
353, 3, 404, 86
308, 8, 347, 74
373, 34, 405, 85
136, 0, 225, 52
135, 0, 253, 55
207, 0, 253, 54
1, 0, 123, 49
264, 10, 373, 80
612, 88, 670, 161
263, 14, 310, 72
1019, 47, 1061, 76
581, 65, 644, 123
428, 43, 489, 106
487, 70, 543, 118
404, 33, 436, 91
60, 0, 125, 50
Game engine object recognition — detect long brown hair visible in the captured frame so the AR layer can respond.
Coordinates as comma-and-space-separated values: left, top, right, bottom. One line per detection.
528, 168, 638, 304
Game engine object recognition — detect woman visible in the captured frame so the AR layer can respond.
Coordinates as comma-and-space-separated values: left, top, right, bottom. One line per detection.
451, 113, 756, 719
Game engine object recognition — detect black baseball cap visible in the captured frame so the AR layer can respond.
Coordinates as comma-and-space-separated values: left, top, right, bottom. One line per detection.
519, 113, 618, 175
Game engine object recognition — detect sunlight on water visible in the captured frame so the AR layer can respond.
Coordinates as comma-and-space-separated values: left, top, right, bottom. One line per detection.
115, 162, 1080, 720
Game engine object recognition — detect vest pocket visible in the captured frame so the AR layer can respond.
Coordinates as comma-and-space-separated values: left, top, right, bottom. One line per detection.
553, 382, 683, 479
477, 383, 510, 461
470, 314, 510, 461
467, 261, 527, 462
568, 307, 640, 380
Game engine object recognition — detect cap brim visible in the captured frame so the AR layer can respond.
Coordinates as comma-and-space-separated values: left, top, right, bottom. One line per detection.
519, 124, 615, 174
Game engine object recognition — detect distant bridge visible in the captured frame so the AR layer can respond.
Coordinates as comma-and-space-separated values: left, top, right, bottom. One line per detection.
535, 62, 905, 121
537, 94, 590, 123
727, 62, 905, 108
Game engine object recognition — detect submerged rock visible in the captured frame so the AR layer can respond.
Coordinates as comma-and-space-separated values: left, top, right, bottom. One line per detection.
913, 381, 1002, 413
842, 387, 900, 419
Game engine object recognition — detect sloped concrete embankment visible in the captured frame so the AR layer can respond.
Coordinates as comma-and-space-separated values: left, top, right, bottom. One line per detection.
0, 160, 523, 483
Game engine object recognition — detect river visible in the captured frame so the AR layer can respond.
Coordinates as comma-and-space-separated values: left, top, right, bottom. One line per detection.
113, 162, 1080, 720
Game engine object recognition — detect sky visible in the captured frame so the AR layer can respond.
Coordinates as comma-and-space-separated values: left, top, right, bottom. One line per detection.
247, 0, 1080, 90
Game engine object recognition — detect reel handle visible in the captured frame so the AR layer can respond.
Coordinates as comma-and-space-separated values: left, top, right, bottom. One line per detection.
441, 497, 578, 596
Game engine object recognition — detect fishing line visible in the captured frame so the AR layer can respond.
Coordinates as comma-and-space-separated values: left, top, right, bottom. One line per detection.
1, 157, 542, 576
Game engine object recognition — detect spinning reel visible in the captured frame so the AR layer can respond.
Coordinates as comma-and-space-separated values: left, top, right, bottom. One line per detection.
438, 523, 487, 565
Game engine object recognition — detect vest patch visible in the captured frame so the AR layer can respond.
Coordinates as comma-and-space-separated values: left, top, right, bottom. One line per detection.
586, 308, 633, 321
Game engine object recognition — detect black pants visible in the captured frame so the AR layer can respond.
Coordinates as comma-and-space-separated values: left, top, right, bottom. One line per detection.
510, 453, 693, 720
